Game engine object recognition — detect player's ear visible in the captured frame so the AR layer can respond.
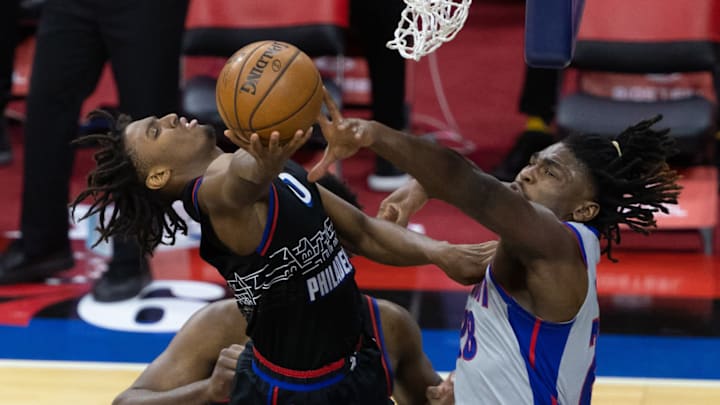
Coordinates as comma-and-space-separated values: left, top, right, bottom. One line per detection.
146, 166, 172, 190
572, 200, 599, 223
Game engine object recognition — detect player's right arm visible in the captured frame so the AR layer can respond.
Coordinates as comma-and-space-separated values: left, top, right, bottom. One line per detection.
309, 90, 575, 265
113, 301, 248, 405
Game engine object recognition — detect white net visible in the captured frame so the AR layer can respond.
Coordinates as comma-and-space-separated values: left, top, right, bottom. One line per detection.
387, 0, 473, 61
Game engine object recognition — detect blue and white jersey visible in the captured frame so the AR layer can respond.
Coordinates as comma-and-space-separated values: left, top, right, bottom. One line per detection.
454, 222, 600, 405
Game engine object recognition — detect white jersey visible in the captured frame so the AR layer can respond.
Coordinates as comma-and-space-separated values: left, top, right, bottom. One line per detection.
455, 222, 600, 405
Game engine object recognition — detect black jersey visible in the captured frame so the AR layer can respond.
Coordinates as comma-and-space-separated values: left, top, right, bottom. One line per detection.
181, 161, 364, 370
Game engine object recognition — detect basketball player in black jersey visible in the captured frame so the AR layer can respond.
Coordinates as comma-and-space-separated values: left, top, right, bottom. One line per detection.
71, 110, 484, 404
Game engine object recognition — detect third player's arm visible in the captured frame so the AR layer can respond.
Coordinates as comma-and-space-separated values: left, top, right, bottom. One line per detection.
113, 301, 248, 405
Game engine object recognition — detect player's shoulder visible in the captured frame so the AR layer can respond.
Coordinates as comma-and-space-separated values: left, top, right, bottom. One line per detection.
183, 299, 245, 335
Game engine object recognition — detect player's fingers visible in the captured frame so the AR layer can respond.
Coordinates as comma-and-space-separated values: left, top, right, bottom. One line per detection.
323, 87, 342, 121
217, 354, 238, 371
377, 204, 398, 222
248, 133, 262, 153
227, 344, 246, 356
307, 150, 334, 183
285, 128, 310, 153
395, 210, 411, 227
317, 106, 330, 126
267, 131, 280, 152
220, 345, 244, 359
426, 386, 441, 400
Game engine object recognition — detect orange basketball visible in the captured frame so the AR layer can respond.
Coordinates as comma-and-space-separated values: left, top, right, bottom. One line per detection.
216, 40, 323, 144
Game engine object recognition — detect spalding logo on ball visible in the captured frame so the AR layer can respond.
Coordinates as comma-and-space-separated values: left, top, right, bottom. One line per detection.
216, 40, 324, 144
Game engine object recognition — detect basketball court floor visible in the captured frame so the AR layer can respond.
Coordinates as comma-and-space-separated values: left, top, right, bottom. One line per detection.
2, 1, 720, 404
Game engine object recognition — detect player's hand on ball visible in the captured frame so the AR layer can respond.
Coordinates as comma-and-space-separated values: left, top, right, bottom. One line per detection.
308, 88, 375, 182
244, 128, 312, 179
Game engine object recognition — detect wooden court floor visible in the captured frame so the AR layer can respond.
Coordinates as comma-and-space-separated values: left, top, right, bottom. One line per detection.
1, 360, 719, 405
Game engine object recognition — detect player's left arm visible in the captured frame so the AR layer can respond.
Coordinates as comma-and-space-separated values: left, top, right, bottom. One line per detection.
318, 185, 486, 281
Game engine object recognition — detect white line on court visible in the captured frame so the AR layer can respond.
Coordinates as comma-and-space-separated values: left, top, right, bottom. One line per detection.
1, 360, 718, 388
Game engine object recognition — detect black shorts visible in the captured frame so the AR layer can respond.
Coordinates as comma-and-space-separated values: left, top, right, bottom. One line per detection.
229, 296, 394, 405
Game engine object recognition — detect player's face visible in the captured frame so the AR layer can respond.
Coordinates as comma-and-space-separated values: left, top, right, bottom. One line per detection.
512, 143, 595, 220
124, 113, 216, 170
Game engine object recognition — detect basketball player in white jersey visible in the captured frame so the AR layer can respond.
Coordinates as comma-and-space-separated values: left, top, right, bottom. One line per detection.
308, 90, 680, 404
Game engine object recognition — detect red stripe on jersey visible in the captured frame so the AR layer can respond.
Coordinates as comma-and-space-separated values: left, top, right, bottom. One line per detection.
259, 184, 279, 256
253, 346, 345, 378
366, 296, 393, 396
529, 318, 542, 368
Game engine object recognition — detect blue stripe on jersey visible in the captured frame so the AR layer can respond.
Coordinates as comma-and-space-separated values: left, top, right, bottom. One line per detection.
490, 271, 573, 405
563, 222, 587, 266
579, 356, 596, 405
191, 177, 203, 218
586, 225, 600, 237
256, 184, 277, 254
266, 384, 274, 405
370, 297, 395, 392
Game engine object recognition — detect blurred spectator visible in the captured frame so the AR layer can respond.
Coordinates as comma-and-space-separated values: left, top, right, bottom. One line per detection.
0, 0, 189, 302
350, 0, 412, 192
0, 0, 20, 165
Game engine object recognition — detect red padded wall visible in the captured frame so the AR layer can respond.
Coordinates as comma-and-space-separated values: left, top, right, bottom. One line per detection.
578, 0, 720, 42
185, 0, 349, 29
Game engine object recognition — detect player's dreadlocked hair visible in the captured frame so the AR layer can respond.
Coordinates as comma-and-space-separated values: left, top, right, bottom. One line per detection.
562, 115, 681, 261
69, 110, 188, 255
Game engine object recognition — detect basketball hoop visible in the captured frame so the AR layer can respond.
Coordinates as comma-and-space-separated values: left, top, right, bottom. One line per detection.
387, 0, 473, 61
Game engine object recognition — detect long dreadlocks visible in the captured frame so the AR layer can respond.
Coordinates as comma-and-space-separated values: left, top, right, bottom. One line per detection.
562, 115, 682, 261
70, 110, 188, 255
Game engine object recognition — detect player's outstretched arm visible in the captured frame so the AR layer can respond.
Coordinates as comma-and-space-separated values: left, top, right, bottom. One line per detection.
309, 88, 572, 263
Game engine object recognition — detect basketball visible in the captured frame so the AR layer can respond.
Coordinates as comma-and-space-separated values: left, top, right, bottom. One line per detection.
215, 40, 324, 144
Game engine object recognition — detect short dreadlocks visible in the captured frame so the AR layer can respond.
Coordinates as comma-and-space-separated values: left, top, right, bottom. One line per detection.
562, 115, 682, 261
70, 110, 188, 255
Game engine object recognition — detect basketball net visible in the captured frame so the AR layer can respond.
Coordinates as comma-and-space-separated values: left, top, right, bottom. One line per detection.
387, 0, 473, 61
